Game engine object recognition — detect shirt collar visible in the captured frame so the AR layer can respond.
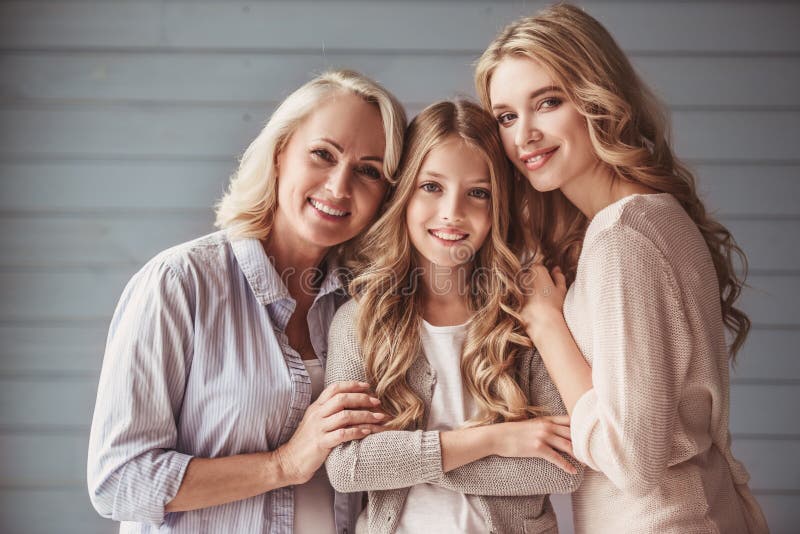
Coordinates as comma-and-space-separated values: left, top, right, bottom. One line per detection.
230, 236, 345, 307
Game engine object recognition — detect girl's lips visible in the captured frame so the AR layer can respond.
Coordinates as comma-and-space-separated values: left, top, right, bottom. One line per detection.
521, 146, 559, 171
428, 229, 469, 246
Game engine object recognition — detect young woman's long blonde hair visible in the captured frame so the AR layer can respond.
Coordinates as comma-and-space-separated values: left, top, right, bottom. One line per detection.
475, 3, 750, 358
349, 100, 541, 430
215, 69, 406, 263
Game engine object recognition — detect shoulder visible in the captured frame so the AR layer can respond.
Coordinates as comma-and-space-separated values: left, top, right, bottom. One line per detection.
148, 231, 232, 278
328, 298, 361, 351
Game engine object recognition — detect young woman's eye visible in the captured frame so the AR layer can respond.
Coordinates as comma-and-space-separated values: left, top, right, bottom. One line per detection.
539, 97, 562, 110
496, 112, 516, 126
357, 165, 382, 181
311, 148, 335, 162
469, 188, 491, 200
420, 182, 441, 193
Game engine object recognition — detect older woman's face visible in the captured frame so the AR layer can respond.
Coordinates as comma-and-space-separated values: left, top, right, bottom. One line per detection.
274, 92, 388, 253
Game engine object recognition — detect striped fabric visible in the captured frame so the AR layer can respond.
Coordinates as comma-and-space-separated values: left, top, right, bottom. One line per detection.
87, 230, 360, 533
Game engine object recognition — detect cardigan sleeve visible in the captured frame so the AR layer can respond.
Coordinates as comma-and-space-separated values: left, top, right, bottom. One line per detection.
87, 257, 195, 524
433, 350, 583, 496
324, 301, 443, 492
570, 226, 691, 496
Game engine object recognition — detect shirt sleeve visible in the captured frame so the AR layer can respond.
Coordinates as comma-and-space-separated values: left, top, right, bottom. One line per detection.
87, 256, 195, 524
570, 226, 690, 496
432, 350, 583, 496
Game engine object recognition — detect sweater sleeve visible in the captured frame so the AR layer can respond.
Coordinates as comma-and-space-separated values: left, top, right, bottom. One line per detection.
432, 350, 583, 496
570, 226, 690, 496
323, 301, 443, 492
87, 258, 195, 524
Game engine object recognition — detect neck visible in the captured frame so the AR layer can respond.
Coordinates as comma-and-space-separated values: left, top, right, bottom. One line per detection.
560, 162, 659, 220
262, 233, 328, 304
418, 259, 473, 326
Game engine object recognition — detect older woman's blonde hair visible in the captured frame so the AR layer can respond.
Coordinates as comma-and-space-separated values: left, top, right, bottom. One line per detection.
350, 100, 542, 430
475, 3, 750, 358
215, 69, 407, 261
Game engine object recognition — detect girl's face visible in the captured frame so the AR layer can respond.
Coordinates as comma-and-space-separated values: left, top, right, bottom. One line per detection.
488, 56, 599, 194
274, 92, 388, 254
406, 136, 493, 269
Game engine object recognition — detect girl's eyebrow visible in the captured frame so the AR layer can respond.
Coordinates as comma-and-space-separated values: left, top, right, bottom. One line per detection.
491, 85, 562, 111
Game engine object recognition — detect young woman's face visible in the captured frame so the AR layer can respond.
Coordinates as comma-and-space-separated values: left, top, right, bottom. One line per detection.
488, 56, 598, 194
274, 92, 388, 253
406, 136, 493, 269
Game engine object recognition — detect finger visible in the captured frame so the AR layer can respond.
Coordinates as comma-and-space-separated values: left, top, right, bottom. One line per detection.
323, 409, 386, 431
316, 380, 371, 404
321, 392, 381, 416
546, 434, 575, 457
531, 265, 555, 291
543, 415, 571, 426
321, 426, 372, 448
540, 447, 578, 474
546, 423, 572, 440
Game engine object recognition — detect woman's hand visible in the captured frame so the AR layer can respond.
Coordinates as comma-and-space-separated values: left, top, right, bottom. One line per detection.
490, 415, 578, 474
519, 264, 568, 344
275, 381, 385, 485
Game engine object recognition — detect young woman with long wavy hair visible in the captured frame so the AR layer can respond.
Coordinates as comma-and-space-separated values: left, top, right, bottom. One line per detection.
475, 4, 768, 533
324, 99, 583, 533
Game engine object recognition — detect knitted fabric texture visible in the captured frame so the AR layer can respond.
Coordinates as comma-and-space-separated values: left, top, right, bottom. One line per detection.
324, 298, 583, 534
566, 193, 769, 534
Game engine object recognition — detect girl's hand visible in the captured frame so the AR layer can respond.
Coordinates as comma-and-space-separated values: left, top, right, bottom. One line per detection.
275, 381, 386, 484
519, 264, 568, 344
490, 415, 578, 474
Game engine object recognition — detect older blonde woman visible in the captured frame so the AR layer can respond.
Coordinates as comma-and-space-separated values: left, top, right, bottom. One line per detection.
87, 70, 406, 533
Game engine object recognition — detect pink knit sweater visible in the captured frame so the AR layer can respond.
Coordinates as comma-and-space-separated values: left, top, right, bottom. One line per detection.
566, 193, 769, 533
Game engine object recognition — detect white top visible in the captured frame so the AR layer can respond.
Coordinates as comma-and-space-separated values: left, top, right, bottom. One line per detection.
395, 320, 485, 534
294, 358, 337, 534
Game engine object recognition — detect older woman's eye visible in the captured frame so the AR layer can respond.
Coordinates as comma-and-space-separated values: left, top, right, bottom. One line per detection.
358, 165, 382, 181
311, 148, 335, 162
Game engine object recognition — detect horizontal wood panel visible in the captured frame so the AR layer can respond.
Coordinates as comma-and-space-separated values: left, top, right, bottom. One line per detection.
0, 216, 794, 272
731, 439, 800, 492
1, 377, 795, 434
0, 270, 794, 324
1, 161, 797, 217
732, 329, 800, 382
1, 107, 797, 161
0, 215, 215, 268
1, 2, 798, 54
0, 325, 107, 375
0, 488, 113, 534
2, 52, 798, 109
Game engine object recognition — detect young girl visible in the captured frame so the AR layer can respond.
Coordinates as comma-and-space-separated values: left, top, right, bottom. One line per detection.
475, 4, 769, 533
324, 99, 582, 534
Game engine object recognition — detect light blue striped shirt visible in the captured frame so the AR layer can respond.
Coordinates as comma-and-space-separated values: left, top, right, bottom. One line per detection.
87, 230, 361, 533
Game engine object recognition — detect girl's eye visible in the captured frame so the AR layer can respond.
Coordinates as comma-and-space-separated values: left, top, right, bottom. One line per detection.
469, 188, 491, 200
539, 97, 562, 110
311, 148, 334, 162
357, 165, 382, 181
420, 182, 441, 193
497, 112, 516, 126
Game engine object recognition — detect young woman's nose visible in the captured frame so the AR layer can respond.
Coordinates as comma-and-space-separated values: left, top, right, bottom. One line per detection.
515, 112, 544, 149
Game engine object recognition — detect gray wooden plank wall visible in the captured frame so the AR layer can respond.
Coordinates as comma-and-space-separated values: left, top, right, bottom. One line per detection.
0, 1, 798, 532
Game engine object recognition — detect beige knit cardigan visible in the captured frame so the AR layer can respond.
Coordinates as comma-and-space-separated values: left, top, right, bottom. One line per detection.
324, 299, 583, 534
566, 193, 769, 533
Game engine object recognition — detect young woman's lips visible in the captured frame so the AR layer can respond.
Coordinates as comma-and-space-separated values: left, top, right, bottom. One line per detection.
428, 229, 469, 247
308, 198, 351, 222
521, 146, 559, 171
